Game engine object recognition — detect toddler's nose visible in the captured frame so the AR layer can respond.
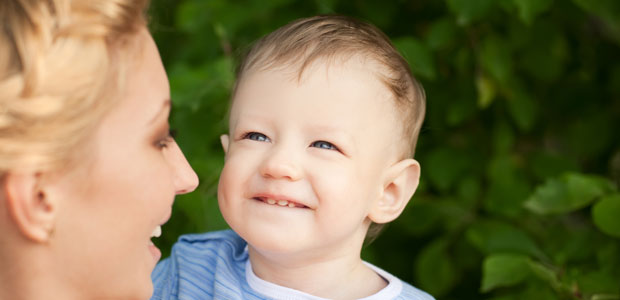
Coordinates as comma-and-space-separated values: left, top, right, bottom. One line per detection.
259, 147, 302, 181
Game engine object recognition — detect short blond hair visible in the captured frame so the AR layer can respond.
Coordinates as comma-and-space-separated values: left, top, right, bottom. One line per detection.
234, 15, 426, 158
0, 0, 149, 176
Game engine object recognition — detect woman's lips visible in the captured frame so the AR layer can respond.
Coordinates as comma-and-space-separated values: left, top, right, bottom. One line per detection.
148, 221, 165, 263
148, 241, 161, 262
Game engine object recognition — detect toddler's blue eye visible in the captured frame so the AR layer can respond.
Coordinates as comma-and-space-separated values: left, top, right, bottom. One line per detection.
311, 140, 337, 150
244, 132, 270, 142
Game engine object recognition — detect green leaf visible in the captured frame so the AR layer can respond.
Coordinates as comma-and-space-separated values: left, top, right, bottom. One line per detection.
484, 154, 531, 217
476, 74, 496, 109
525, 172, 614, 215
572, 0, 620, 44
520, 283, 561, 300
520, 22, 568, 82
169, 64, 209, 109
393, 37, 436, 80
544, 225, 596, 265
487, 283, 559, 300
528, 260, 562, 291
512, 0, 554, 25
415, 239, 457, 296
484, 175, 531, 217
529, 151, 579, 181
446, 0, 496, 25
571, 0, 620, 20
426, 18, 458, 50
506, 88, 539, 132
492, 120, 515, 154
565, 112, 616, 159
610, 65, 620, 95
479, 36, 513, 85
597, 242, 620, 273
424, 147, 472, 191
436, 198, 475, 231
445, 93, 477, 126
456, 177, 481, 207
356, 1, 399, 29
397, 201, 442, 235
466, 219, 546, 259
175, 0, 210, 33
592, 194, 620, 238
591, 295, 620, 300
481, 254, 531, 292
169, 56, 234, 110
576, 270, 620, 297
314, 0, 337, 14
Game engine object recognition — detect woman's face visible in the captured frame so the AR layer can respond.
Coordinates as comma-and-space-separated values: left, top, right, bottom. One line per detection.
45, 29, 198, 299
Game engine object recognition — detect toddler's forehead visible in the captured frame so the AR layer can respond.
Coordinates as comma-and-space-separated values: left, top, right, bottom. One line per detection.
235, 56, 402, 117
243, 52, 386, 83
233, 57, 406, 137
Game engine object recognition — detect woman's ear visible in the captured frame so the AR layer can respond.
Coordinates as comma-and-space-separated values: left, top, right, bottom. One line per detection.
2, 172, 56, 242
220, 134, 230, 154
368, 159, 421, 224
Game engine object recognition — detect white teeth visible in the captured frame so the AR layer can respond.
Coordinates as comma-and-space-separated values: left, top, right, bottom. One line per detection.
151, 226, 161, 238
260, 197, 300, 208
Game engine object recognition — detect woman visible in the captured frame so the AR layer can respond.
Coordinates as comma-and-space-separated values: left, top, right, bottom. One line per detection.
0, 0, 198, 299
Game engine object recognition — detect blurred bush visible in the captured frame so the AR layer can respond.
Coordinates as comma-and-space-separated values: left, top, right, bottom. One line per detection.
149, 0, 620, 299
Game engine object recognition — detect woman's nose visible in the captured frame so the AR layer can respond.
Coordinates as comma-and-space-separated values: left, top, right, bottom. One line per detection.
168, 141, 199, 194
259, 146, 302, 181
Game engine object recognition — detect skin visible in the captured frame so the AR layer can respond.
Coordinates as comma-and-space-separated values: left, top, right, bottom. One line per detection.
0, 28, 198, 300
218, 58, 421, 299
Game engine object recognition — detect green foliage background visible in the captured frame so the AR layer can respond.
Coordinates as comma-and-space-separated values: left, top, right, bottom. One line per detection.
149, 1, 620, 299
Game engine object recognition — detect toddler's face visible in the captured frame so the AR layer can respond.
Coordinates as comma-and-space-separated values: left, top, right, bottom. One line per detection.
218, 59, 404, 259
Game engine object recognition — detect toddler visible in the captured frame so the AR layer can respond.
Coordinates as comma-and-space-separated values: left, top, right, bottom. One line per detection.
152, 15, 433, 300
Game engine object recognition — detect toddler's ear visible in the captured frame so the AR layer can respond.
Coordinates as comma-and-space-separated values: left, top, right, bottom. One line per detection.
2, 172, 56, 242
368, 159, 420, 224
220, 134, 230, 153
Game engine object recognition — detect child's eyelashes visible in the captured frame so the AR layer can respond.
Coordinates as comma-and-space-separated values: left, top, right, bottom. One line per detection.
239, 132, 342, 153
243, 132, 271, 142
310, 140, 339, 151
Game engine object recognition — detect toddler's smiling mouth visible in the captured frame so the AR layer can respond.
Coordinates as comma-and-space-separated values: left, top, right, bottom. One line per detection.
253, 196, 309, 208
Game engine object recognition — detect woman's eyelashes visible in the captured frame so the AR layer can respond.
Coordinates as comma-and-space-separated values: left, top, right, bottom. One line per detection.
243, 132, 270, 142
155, 129, 176, 149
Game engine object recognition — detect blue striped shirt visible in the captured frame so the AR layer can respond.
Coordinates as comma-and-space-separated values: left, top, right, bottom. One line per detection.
151, 230, 435, 300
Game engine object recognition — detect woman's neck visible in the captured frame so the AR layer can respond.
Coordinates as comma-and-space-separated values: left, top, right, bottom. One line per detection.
0, 246, 77, 300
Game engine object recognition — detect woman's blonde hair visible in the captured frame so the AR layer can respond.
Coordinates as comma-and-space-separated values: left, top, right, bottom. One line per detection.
0, 0, 149, 176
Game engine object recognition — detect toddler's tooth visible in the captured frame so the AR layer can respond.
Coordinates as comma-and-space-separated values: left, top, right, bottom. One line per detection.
267, 199, 276, 205
288, 203, 295, 208
277, 200, 288, 206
